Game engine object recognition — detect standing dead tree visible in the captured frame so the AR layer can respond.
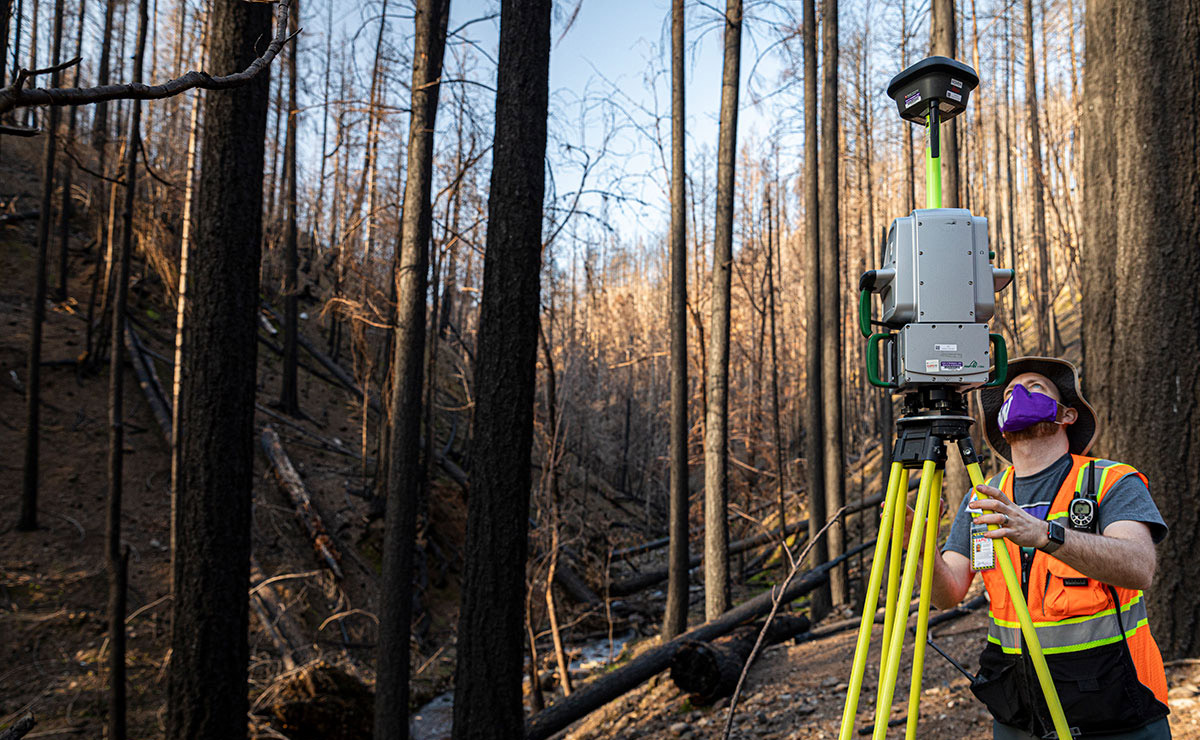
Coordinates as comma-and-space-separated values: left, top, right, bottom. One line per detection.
167, 1, 276, 738
703, 0, 743, 621
662, 0, 688, 642
800, 0, 830, 621
106, 0, 149, 733
376, 0, 452, 738
819, 0, 846, 607
452, 0, 552, 736
16, 0, 64, 533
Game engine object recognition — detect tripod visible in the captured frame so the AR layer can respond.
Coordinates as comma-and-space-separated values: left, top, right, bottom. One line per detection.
836, 388, 1072, 739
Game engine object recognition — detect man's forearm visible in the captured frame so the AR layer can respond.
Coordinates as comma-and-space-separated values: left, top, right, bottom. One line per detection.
929, 550, 973, 610
1042, 528, 1156, 591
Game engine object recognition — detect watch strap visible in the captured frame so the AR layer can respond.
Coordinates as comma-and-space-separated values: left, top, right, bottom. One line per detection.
1040, 521, 1065, 554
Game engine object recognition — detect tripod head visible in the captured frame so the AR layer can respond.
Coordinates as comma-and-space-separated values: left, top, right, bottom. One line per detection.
859, 57, 1013, 394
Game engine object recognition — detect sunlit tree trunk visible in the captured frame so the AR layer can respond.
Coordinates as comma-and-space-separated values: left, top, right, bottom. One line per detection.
1022, 0, 1052, 353
662, 0, 689, 641
802, 0, 830, 620
820, 0, 846, 606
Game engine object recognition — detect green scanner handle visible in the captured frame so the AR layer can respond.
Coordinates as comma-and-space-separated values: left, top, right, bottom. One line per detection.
858, 290, 872, 338
866, 332, 897, 388
986, 333, 1008, 387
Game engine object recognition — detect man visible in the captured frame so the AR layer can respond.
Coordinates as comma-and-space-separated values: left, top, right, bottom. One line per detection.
927, 356, 1171, 739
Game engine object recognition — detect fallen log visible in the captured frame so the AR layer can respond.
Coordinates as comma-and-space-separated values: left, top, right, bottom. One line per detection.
524, 539, 875, 740
919, 593, 988, 632
261, 303, 381, 413
671, 614, 810, 703
256, 403, 361, 461
124, 321, 173, 444
0, 714, 36, 740
609, 522, 808, 597
250, 557, 317, 670
257, 332, 343, 389
609, 506, 784, 563
0, 210, 39, 227
608, 487, 908, 598
553, 558, 602, 607
260, 425, 344, 579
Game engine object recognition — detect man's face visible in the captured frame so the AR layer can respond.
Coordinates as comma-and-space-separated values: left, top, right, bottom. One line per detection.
1003, 372, 1064, 405
1000, 372, 1077, 445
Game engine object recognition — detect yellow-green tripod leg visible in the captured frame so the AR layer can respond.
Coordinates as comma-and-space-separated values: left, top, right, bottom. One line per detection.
965, 461, 1071, 740
905, 468, 943, 738
872, 460, 938, 740
877, 467, 908, 683
837, 461, 907, 740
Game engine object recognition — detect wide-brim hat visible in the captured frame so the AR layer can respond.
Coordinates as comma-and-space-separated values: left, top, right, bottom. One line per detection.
979, 356, 1098, 463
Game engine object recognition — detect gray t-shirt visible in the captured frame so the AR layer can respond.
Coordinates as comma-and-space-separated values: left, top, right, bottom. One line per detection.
944, 453, 1167, 559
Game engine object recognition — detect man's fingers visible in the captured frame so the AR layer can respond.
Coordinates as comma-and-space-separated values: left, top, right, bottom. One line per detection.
975, 483, 1010, 503
968, 498, 1001, 511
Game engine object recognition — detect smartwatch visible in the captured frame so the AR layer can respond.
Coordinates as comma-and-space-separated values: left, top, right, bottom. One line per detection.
1040, 521, 1065, 554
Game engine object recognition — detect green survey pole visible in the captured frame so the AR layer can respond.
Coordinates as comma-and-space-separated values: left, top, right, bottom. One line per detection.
925, 105, 942, 209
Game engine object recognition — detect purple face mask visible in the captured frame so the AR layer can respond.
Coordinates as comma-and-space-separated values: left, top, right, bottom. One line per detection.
997, 384, 1062, 433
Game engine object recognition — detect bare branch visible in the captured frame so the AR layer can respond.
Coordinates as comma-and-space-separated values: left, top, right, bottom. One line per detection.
721, 505, 851, 740
0, 2, 297, 122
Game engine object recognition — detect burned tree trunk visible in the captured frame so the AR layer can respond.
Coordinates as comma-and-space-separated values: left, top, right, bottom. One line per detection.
374, 2, 452, 738
663, 0, 689, 642
166, 1, 273, 738
1084, 0, 1200, 659
107, 0, 149, 736
276, 0, 301, 416
17, 0, 65, 532
451, 1, 551, 737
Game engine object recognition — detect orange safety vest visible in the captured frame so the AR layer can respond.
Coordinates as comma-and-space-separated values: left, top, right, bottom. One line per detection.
969, 455, 1169, 737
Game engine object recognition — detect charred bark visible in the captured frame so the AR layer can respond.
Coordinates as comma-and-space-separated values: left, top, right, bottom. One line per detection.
166, 1, 272, 737
451, 1, 551, 737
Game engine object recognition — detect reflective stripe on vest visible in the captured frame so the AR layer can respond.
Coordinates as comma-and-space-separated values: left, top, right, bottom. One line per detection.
986, 592, 1151, 654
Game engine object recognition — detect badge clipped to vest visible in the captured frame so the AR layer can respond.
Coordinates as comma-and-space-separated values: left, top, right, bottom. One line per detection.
970, 515, 995, 570
1069, 462, 1100, 533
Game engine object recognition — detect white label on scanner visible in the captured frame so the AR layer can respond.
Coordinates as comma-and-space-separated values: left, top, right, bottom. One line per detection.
926, 359, 940, 373
934, 343, 958, 352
